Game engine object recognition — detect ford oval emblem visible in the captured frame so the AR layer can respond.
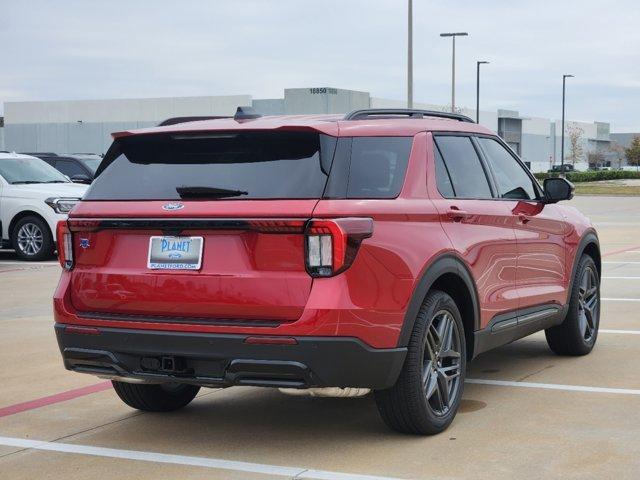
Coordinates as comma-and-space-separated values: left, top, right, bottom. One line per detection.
162, 202, 184, 211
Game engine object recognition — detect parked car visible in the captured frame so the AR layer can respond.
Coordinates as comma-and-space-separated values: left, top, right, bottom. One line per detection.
54, 108, 600, 435
0, 152, 88, 260
25, 153, 101, 184
548, 164, 574, 173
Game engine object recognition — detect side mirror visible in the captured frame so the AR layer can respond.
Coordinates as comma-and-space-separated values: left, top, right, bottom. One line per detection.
543, 177, 574, 204
71, 174, 92, 184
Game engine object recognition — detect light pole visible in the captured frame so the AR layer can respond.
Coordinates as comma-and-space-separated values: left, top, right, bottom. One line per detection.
440, 32, 468, 112
476, 61, 489, 123
407, 0, 413, 108
560, 74, 574, 175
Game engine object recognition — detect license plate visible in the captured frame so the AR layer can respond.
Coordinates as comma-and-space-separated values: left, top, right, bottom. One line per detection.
147, 236, 203, 270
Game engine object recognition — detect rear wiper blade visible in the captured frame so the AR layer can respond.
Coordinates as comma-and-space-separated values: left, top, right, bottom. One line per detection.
176, 186, 249, 199
11, 181, 42, 184
43, 180, 68, 183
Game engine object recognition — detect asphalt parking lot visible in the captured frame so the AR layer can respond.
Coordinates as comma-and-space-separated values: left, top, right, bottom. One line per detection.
0, 195, 639, 480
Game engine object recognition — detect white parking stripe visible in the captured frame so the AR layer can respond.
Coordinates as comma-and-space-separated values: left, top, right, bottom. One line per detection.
602, 276, 640, 279
0, 436, 404, 480
603, 261, 640, 264
602, 298, 640, 302
600, 329, 640, 335
0, 262, 57, 266
466, 379, 640, 395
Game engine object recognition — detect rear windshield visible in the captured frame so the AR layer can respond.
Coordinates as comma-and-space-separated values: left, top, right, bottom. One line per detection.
85, 131, 337, 200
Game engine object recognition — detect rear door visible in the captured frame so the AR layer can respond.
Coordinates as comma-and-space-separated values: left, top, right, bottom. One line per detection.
430, 134, 519, 329
475, 136, 567, 309
68, 130, 336, 324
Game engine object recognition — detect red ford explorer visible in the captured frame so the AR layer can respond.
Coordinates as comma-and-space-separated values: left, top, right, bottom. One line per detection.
54, 108, 600, 435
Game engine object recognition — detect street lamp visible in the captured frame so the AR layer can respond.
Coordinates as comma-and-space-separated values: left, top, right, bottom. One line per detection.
407, 0, 413, 108
440, 32, 468, 112
560, 74, 574, 175
476, 61, 489, 123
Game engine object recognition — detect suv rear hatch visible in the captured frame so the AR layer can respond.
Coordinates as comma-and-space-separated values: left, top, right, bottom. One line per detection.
67, 130, 336, 324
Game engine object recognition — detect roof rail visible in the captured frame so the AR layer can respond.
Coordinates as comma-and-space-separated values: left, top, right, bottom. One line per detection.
157, 116, 231, 127
344, 108, 475, 123
19, 152, 59, 157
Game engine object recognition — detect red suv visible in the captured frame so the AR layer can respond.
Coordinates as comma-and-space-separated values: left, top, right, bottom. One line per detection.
54, 108, 600, 435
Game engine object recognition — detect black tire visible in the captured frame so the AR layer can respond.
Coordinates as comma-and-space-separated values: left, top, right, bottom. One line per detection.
374, 290, 466, 435
11, 216, 54, 261
545, 254, 600, 356
112, 381, 200, 412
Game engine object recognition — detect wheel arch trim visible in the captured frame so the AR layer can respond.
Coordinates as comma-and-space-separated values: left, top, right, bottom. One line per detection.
397, 253, 480, 348
570, 230, 601, 290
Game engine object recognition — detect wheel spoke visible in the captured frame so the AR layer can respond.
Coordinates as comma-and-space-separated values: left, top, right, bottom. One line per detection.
436, 370, 451, 409
439, 316, 454, 356
578, 311, 588, 337
424, 370, 438, 399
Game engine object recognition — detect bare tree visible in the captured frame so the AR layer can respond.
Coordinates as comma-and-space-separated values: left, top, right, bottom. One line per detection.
565, 125, 584, 165
608, 141, 626, 169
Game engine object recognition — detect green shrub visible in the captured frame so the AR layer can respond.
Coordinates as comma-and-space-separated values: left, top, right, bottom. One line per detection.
534, 170, 640, 183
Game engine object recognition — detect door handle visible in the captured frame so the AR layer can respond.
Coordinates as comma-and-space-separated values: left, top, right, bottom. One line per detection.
518, 214, 531, 224
447, 208, 470, 222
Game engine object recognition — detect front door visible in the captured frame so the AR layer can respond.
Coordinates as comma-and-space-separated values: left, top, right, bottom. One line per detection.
475, 136, 567, 310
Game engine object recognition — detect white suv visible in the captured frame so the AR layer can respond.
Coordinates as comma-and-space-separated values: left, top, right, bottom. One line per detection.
0, 152, 88, 260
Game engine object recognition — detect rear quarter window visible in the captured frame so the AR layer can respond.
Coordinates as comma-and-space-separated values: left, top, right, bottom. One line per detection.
346, 137, 412, 199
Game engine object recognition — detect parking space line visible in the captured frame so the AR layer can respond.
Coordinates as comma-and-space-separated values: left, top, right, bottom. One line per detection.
466, 378, 640, 395
600, 329, 640, 335
602, 276, 640, 279
0, 382, 111, 418
603, 261, 640, 264
0, 262, 58, 266
602, 297, 640, 302
602, 245, 640, 257
0, 436, 405, 480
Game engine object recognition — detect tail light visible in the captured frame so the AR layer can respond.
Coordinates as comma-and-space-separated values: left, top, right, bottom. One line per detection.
56, 220, 74, 270
305, 218, 373, 277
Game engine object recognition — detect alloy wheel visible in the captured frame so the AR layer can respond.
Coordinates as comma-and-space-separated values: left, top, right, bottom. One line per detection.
578, 266, 599, 341
422, 309, 463, 416
17, 223, 44, 256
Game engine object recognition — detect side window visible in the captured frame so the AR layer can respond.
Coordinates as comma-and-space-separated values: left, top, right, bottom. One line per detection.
55, 160, 85, 177
346, 137, 412, 199
478, 137, 538, 200
434, 136, 493, 199
434, 146, 455, 198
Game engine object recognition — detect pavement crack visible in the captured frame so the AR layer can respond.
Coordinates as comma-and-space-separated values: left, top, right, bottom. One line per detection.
293, 469, 309, 479
517, 364, 554, 382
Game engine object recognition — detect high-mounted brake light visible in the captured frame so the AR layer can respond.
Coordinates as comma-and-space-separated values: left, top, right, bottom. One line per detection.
56, 220, 74, 270
304, 218, 373, 277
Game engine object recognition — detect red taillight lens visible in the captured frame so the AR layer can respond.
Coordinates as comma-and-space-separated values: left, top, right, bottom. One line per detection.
67, 219, 101, 232
304, 218, 373, 277
56, 220, 74, 270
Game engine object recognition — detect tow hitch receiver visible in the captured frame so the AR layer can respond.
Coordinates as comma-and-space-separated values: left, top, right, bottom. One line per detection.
140, 356, 188, 373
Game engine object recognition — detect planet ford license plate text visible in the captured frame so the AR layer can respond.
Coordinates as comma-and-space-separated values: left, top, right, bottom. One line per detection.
147, 236, 203, 270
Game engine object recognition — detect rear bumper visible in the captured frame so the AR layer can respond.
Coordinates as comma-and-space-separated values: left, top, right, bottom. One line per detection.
55, 324, 407, 389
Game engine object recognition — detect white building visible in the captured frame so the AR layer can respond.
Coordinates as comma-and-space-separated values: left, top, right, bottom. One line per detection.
1, 87, 612, 172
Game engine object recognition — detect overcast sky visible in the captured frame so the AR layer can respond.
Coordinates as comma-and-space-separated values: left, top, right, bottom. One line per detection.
1, 0, 639, 131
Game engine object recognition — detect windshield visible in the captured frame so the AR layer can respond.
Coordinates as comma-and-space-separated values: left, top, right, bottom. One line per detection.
79, 158, 101, 174
0, 157, 70, 184
86, 131, 337, 200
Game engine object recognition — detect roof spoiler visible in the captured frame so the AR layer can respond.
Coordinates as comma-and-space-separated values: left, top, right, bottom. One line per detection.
157, 106, 262, 126
344, 108, 475, 123
157, 116, 231, 127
